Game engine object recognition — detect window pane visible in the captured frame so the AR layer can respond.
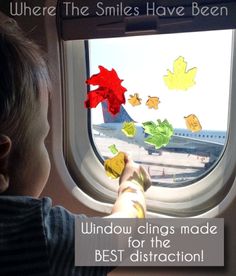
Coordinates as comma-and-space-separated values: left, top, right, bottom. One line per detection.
88, 30, 232, 186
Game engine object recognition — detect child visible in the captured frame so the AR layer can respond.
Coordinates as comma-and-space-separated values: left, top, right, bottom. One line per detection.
0, 16, 151, 275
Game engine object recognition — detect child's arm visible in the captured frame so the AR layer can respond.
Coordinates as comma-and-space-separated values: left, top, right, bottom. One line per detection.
108, 155, 151, 218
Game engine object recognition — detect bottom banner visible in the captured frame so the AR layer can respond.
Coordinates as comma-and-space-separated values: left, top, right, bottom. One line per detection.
75, 218, 224, 266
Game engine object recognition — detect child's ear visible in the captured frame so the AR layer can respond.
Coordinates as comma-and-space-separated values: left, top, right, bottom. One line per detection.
0, 174, 9, 193
0, 135, 12, 159
0, 135, 12, 193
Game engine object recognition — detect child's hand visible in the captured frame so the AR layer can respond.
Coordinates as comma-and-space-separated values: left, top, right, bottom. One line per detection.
119, 154, 151, 192
109, 154, 151, 218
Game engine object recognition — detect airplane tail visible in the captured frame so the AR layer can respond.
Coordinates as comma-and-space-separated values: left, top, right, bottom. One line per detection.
102, 102, 134, 123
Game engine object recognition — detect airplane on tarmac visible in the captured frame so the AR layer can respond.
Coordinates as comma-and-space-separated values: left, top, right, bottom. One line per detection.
92, 102, 226, 162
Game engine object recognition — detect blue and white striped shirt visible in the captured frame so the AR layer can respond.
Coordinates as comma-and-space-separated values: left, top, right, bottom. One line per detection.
0, 196, 113, 276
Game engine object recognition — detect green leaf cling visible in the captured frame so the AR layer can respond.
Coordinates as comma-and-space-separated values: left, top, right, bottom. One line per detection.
142, 119, 174, 149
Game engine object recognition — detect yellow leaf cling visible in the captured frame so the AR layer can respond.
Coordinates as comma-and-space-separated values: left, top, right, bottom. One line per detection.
184, 114, 202, 132
104, 152, 125, 179
163, 56, 197, 91
128, 93, 142, 106
122, 122, 137, 137
146, 96, 160, 110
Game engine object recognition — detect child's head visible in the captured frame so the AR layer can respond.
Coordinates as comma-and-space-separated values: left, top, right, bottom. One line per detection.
0, 16, 51, 196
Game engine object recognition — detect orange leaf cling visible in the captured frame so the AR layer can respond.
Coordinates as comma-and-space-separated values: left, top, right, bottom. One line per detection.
85, 66, 127, 115
128, 93, 142, 106
146, 96, 160, 110
184, 114, 202, 132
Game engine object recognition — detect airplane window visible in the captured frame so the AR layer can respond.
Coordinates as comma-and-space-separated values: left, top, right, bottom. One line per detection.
88, 30, 232, 186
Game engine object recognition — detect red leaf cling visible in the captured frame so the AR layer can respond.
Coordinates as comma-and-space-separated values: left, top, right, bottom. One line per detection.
85, 66, 127, 115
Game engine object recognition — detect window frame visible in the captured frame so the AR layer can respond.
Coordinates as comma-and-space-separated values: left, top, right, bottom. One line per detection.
62, 30, 236, 217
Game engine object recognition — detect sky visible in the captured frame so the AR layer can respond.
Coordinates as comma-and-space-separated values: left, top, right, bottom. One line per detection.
89, 29, 233, 131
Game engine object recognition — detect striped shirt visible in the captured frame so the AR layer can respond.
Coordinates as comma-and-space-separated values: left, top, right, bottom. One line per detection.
0, 196, 113, 276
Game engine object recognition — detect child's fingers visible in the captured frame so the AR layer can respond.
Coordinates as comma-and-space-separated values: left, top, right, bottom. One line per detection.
123, 153, 134, 165
123, 154, 138, 172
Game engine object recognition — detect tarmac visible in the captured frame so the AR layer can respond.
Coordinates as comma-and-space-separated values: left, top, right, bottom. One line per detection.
94, 135, 210, 185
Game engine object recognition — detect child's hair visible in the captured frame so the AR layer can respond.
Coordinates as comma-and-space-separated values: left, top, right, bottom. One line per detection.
0, 16, 51, 147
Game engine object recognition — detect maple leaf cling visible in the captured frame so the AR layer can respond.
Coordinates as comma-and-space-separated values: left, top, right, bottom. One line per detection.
122, 122, 137, 138
128, 93, 142, 106
142, 119, 174, 149
146, 96, 160, 110
163, 56, 197, 91
85, 66, 127, 115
